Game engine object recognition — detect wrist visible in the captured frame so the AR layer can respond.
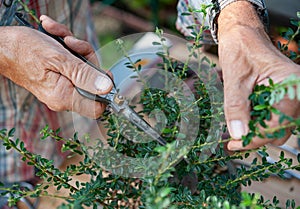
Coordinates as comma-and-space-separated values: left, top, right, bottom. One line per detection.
0, 26, 21, 77
218, 1, 265, 37
209, 0, 269, 43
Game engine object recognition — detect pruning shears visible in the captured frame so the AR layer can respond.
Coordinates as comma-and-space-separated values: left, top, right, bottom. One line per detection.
14, 12, 167, 146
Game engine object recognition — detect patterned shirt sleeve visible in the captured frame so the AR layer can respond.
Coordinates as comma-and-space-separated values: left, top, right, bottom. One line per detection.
0, 0, 98, 183
176, 0, 215, 44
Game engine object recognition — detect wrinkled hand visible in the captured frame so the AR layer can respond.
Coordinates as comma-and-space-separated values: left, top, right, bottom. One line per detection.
218, 1, 300, 150
0, 15, 112, 118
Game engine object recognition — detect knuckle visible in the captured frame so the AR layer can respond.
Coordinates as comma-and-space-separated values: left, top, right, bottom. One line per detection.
226, 99, 247, 108
43, 50, 68, 71
225, 99, 250, 112
79, 40, 93, 52
70, 61, 89, 84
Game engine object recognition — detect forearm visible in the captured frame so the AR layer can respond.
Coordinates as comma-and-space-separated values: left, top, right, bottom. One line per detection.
218, 1, 264, 34
0, 26, 19, 78
216, 0, 287, 73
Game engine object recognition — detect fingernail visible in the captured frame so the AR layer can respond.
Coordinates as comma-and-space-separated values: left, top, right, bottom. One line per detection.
68, 36, 78, 42
94, 75, 112, 92
229, 120, 245, 139
39, 15, 46, 22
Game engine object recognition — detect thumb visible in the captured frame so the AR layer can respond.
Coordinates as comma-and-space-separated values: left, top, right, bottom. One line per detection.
63, 59, 113, 95
224, 82, 252, 140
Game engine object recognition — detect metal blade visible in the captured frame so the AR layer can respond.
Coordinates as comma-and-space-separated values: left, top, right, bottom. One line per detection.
110, 94, 167, 146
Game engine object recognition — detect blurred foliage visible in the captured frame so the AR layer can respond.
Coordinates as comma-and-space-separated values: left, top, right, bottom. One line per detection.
93, 0, 178, 29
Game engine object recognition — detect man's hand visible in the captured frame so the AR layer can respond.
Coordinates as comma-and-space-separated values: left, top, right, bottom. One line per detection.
218, 1, 300, 150
0, 15, 113, 119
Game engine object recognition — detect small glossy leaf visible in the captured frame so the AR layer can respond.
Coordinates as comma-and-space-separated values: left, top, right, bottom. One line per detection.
152, 42, 161, 46
181, 12, 191, 16
160, 187, 172, 198
8, 128, 15, 137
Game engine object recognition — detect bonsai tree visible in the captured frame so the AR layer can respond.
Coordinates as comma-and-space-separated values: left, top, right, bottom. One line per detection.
0, 2, 300, 209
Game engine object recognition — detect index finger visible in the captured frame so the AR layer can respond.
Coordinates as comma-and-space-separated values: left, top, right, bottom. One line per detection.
227, 98, 299, 151
40, 15, 73, 37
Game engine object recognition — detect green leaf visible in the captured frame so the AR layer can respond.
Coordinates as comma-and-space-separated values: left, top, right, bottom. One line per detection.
292, 199, 296, 209
273, 196, 279, 205
8, 128, 15, 137
73, 132, 78, 141
279, 113, 286, 124
297, 153, 300, 163
160, 187, 172, 197
152, 41, 161, 46
15, 138, 20, 146
286, 199, 291, 208
27, 161, 34, 166
280, 151, 285, 160
223, 200, 230, 209
181, 12, 191, 16
162, 128, 172, 134
20, 141, 25, 150
286, 28, 294, 37
270, 107, 281, 115
154, 146, 166, 153
253, 104, 267, 111
134, 59, 141, 64
55, 128, 61, 135
277, 40, 282, 49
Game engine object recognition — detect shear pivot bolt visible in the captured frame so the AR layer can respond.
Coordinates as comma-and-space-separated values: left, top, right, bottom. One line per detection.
114, 94, 124, 105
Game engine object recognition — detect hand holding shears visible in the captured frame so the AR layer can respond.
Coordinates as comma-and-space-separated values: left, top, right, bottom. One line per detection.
15, 13, 166, 146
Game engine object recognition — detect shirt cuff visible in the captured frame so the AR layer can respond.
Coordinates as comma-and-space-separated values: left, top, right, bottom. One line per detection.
210, 0, 269, 43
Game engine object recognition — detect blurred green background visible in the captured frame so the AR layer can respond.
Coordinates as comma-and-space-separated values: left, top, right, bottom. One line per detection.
90, 0, 179, 47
